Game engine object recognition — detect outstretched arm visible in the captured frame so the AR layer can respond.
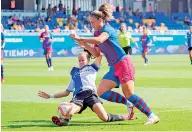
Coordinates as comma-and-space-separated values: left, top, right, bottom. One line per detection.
94, 52, 102, 67
70, 32, 109, 45
38, 90, 70, 99
130, 37, 139, 48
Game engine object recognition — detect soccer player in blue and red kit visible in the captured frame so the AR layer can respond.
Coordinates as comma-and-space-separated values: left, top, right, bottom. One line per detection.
1, 24, 5, 82
186, 25, 192, 65
71, 3, 159, 125
140, 27, 152, 66
39, 25, 54, 71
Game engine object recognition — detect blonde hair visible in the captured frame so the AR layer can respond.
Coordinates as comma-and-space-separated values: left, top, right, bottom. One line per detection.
91, 3, 114, 21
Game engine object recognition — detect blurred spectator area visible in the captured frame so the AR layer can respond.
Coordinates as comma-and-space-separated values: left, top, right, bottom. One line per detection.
1, 10, 191, 32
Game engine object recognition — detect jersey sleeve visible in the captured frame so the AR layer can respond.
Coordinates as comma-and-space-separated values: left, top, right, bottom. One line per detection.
91, 63, 100, 71
66, 77, 75, 92
100, 25, 112, 37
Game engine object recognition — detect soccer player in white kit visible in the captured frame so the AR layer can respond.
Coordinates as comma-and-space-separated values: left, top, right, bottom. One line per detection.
38, 51, 130, 126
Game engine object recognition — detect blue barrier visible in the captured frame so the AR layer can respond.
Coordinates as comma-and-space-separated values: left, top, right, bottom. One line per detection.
3, 34, 188, 58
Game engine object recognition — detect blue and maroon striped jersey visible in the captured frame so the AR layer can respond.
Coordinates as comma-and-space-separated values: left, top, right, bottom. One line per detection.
94, 24, 126, 66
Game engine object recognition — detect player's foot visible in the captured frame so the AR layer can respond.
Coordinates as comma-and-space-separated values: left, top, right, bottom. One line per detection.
50, 66, 54, 71
48, 67, 51, 71
127, 106, 135, 120
1, 78, 5, 83
52, 116, 64, 126
144, 113, 160, 125
144, 63, 148, 66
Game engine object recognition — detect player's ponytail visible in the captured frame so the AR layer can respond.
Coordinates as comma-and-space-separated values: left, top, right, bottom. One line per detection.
99, 3, 114, 21
90, 3, 114, 21
83, 49, 95, 61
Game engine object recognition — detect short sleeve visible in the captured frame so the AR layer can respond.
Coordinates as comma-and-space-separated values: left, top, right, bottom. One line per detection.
66, 78, 75, 92
100, 25, 112, 37
91, 63, 100, 71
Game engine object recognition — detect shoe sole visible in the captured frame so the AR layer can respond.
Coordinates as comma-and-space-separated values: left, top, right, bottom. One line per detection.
144, 118, 160, 125
52, 116, 63, 126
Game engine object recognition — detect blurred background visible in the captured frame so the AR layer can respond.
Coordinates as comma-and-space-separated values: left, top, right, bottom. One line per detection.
1, 0, 192, 32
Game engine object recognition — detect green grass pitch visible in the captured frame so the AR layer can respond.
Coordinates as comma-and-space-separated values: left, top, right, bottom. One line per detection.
1, 55, 192, 131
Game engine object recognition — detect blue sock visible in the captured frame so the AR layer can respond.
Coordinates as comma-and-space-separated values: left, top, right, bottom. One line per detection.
1, 64, 4, 79
46, 58, 50, 67
100, 91, 127, 105
48, 58, 52, 67
127, 94, 152, 117
144, 58, 148, 63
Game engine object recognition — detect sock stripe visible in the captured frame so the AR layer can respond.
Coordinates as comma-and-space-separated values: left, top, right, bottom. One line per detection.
138, 101, 145, 110
121, 97, 126, 104
135, 98, 143, 108
108, 91, 115, 101
145, 108, 150, 115
140, 103, 147, 112
112, 93, 117, 102
115, 93, 120, 103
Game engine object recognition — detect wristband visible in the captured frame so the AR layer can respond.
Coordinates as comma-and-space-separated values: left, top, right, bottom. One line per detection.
49, 94, 54, 98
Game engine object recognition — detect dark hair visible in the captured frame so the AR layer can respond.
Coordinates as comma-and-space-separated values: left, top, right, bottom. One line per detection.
84, 49, 95, 59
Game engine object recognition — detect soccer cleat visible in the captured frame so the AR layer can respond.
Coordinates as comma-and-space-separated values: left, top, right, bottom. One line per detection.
48, 67, 51, 71
52, 116, 70, 126
50, 66, 54, 71
52, 116, 64, 126
144, 114, 160, 125
127, 106, 135, 120
144, 63, 148, 66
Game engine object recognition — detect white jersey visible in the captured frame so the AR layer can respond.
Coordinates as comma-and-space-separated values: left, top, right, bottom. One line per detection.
66, 63, 99, 96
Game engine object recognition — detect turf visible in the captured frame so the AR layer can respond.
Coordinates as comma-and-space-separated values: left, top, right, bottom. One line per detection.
1, 55, 192, 131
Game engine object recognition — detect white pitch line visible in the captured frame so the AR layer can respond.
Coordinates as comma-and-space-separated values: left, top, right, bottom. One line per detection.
71, 108, 192, 121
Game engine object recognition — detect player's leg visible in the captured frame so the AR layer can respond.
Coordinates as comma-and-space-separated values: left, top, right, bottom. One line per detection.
127, 46, 132, 55
97, 67, 131, 106
188, 48, 192, 65
47, 47, 53, 70
1, 59, 5, 82
97, 67, 134, 119
52, 103, 81, 126
85, 94, 127, 122
143, 50, 148, 65
92, 102, 127, 121
52, 91, 85, 126
115, 56, 159, 125
44, 49, 50, 69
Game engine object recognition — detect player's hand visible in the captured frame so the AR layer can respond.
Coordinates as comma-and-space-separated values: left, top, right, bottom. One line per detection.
70, 34, 82, 42
38, 91, 50, 99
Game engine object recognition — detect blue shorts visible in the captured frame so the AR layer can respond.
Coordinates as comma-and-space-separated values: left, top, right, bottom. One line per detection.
102, 66, 120, 88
